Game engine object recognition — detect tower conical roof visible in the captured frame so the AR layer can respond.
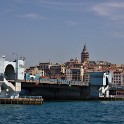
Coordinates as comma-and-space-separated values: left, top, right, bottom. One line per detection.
82, 43, 88, 53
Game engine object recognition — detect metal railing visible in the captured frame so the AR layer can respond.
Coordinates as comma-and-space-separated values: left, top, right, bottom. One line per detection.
25, 78, 89, 86
19, 96, 42, 99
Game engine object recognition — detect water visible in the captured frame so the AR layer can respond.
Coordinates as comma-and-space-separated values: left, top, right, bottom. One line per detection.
0, 101, 124, 124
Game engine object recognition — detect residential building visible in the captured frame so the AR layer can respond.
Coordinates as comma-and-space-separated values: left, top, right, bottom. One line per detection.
38, 62, 51, 77
65, 66, 84, 81
49, 64, 65, 79
83, 72, 90, 85
27, 66, 39, 75
65, 57, 82, 68
112, 71, 123, 86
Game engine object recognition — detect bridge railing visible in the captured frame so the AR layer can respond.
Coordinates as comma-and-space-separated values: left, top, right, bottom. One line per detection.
19, 96, 42, 99
31, 78, 89, 86
5, 78, 89, 88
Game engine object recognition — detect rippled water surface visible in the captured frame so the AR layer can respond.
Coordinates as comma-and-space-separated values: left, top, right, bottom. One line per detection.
0, 101, 124, 124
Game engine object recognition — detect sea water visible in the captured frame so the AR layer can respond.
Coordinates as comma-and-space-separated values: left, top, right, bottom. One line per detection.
0, 101, 123, 124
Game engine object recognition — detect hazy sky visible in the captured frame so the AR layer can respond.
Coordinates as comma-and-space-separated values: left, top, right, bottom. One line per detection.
0, 0, 124, 67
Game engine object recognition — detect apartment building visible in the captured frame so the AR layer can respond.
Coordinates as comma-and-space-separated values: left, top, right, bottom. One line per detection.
112, 71, 123, 86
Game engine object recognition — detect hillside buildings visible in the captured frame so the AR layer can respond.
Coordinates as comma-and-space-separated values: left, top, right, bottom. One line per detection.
26, 44, 124, 87
23, 43, 124, 98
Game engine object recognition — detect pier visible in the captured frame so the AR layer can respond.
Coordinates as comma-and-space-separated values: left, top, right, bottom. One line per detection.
0, 97, 44, 105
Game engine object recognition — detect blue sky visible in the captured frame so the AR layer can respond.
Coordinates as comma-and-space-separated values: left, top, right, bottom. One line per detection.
0, 0, 124, 67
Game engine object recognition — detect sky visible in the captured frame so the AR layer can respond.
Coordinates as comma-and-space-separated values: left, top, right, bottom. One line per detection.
0, 0, 124, 67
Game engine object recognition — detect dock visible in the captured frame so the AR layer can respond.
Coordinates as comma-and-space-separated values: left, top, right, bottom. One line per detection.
78, 97, 124, 101
0, 97, 44, 105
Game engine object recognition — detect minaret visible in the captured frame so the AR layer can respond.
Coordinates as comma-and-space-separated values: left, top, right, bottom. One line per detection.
81, 43, 89, 63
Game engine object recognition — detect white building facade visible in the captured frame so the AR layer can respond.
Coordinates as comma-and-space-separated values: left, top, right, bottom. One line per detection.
0, 56, 25, 98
